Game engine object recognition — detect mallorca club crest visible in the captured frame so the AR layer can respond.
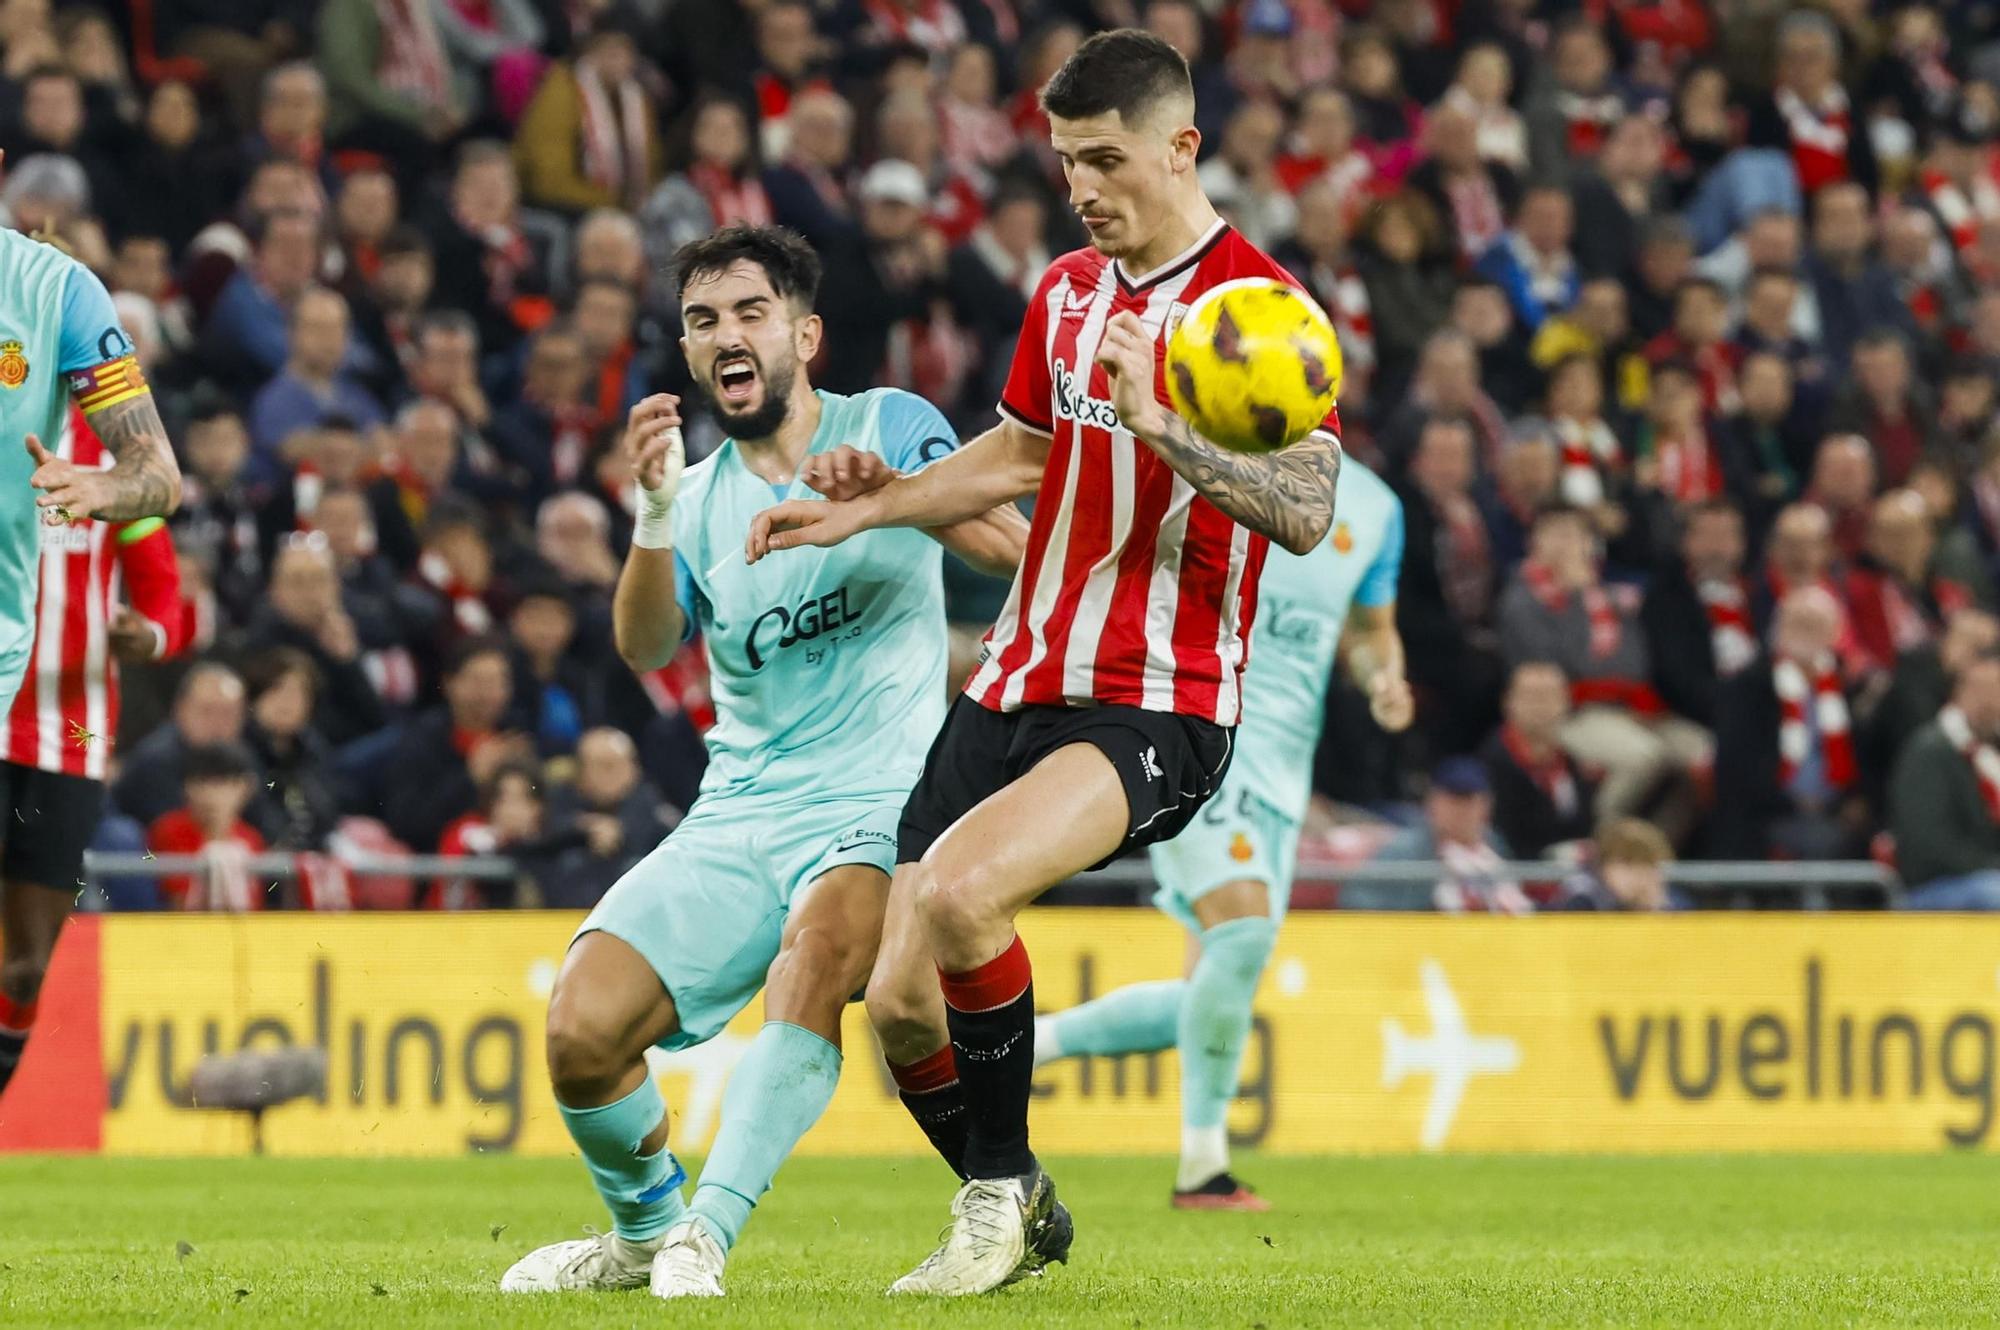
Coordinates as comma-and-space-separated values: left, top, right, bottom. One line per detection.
0, 340, 28, 390
1229, 831, 1255, 863
1332, 520, 1354, 554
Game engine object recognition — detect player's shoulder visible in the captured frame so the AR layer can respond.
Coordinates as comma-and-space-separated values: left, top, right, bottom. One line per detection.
846, 386, 956, 466
1204, 228, 1299, 286
1039, 245, 1110, 292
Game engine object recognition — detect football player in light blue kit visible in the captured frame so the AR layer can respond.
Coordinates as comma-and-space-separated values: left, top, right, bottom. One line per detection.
1034, 456, 1411, 1208
503, 226, 1025, 1299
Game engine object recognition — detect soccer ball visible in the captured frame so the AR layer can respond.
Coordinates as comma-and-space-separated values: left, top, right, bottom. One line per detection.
1164, 278, 1343, 453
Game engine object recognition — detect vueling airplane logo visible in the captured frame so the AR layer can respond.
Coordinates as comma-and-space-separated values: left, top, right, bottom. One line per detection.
1381, 960, 1521, 1150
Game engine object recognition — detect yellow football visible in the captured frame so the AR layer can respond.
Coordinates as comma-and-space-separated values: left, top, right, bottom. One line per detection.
1164, 277, 1343, 453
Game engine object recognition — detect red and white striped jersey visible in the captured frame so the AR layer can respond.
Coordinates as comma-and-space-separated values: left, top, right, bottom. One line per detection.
967, 221, 1341, 726
5, 409, 185, 781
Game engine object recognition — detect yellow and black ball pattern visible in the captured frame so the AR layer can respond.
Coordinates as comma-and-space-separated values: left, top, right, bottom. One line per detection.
1164, 277, 1343, 454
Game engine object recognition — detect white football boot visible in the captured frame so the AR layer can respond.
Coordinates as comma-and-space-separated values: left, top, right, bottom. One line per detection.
499, 1231, 660, 1292
649, 1218, 727, 1298
889, 1169, 1069, 1296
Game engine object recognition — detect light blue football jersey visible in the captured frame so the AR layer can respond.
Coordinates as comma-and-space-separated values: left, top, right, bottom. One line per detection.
0, 230, 135, 714
1234, 456, 1404, 819
671, 388, 956, 807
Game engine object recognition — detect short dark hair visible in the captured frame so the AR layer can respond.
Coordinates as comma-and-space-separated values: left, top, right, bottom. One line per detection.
1686, 496, 1743, 526
1040, 28, 1192, 124
672, 223, 822, 310
244, 645, 322, 705
1533, 500, 1594, 529
447, 632, 511, 678
184, 741, 257, 785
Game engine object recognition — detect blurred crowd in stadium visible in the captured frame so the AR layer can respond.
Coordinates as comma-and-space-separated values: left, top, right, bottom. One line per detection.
11, 0, 2000, 912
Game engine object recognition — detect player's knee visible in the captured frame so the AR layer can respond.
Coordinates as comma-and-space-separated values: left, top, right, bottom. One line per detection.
865, 975, 941, 1058
768, 924, 874, 1006
915, 857, 1000, 941
0, 957, 43, 1005
543, 996, 634, 1100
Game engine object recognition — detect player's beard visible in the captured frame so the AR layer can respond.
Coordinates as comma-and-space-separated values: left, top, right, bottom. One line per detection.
707, 352, 797, 442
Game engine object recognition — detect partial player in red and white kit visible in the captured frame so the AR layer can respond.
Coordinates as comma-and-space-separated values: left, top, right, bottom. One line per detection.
744, 29, 1342, 1295
0, 407, 184, 1100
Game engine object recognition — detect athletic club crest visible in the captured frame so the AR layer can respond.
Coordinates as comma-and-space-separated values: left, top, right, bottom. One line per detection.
1165, 301, 1191, 340
0, 341, 28, 389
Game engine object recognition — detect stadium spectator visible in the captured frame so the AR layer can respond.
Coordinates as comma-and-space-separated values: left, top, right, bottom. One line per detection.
1525, 21, 1624, 170
147, 741, 269, 911
1844, 488, 1974, 678
641, 94, 772, 259
231, 535, 390, 747
1409, 104, 1520, 267
1481, 427, 1560, 570
513, 13, 663, 215
1862, 607, 2000, 806
333, 166, 402, 289
1571, 115, 1672, 284
1826, 332, 1936, 488
382, 634, 530, 853
1380, 329, 1506, 473
202, 208, 326, 390
1481, 660, 1598, 860
121, 79, 231, 255
1713, 585, 1870, 860
1632, 358, 1723, 513
507, 579, 586, 757
348, 226, 434, 403
318, 0, 470, 176
1339, 26, 1422, 179
1806, 182, 1914, 373
241, 647, 341, 851
761, 87, 858, 249
1627, 215, 1697, 341
426, 142, 556, 355
246, 62, 332, 186
1353, 191, 1457, 404
247, 286, 384, 480
1891, 651, 2000, 908
1275, 86, 1372, 203
1714, 350, 1809, 540
431, 758, 558, 909
1645, 279, 1741, 417
3, 65, 118, 212
1441, 43, 1527, 172
170, 401, 274, 627
1643, 499, 1759, 728
543, 727, 670, 909
405, 311, 495, 436
1199, 100, 1296, 250
1449, 276, 1536, 417
1499, 504, 1710, 841
491, 323, 591, 505
1531, 278, 1647, 420
1556, 817, 1679, 911
1398, 416, 1505, 755
1804, 433, 1879, 565
1745, 12, 1875, 196
1355, 758, 1527, 914
1908, 459, 1997, 606
1475, 184, 1579, 335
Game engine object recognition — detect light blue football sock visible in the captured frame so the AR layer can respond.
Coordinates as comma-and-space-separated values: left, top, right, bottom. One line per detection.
557, 1075, 686, 1242
1178, 916, 1278, 1131
687, 1021, 842, 1254
1038, 978, 1184, 1064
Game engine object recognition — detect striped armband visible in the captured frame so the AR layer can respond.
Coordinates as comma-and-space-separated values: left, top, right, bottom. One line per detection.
67, 355, 149, 415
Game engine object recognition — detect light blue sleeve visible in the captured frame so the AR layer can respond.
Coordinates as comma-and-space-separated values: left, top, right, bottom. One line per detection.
875, 390, 960, 474
674, 549, 698, 642
58, 263, 134, 374
1355, 494, 1404, 608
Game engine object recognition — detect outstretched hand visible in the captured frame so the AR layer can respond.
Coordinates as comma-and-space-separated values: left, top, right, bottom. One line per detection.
746, 497, 873, 564
801, 445, 898, 501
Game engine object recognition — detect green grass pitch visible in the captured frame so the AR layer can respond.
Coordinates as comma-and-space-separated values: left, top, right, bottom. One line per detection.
4, 1153, 1999, 1328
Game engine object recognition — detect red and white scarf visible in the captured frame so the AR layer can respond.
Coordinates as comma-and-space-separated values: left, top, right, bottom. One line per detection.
1524, 559, 1622, 658
576, 62, 652, 210
1697, 576, 1759, 677
1652, 430, 1721, 504
1555, 416, 1621, 507
1555, 88, 1626, 157
1774, 653, 1855, 789
1775, 85, 1850, 192
417, 551, 494, 635
862, 0, 966, 52
1444, 171, 1507, 261
1502, 723, 1578, 817
687, 162, 772, 229
1922, 165, 2000, 254
376, 0, 452, 112
1939, 705, 2000, 820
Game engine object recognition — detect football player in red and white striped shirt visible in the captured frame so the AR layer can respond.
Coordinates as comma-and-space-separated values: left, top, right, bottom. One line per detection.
746, 30, 1342, 1295
0, 408, 184, 1099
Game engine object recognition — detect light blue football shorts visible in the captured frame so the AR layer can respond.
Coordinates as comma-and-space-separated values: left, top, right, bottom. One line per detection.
1147, 774, 1300, 933
575, 793, 901, 1050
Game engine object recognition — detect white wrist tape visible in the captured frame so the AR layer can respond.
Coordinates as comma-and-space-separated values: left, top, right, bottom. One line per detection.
632, 483, 674, 550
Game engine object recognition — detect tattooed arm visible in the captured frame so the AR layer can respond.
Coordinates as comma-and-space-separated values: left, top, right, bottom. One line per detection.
1094, 311, 1337, 555
29, 391, 182, 523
